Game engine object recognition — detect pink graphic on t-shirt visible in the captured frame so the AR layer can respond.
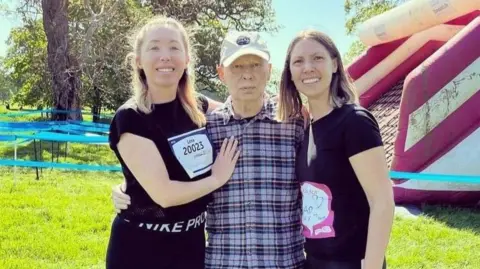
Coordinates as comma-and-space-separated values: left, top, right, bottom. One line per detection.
300, 182, 335, 239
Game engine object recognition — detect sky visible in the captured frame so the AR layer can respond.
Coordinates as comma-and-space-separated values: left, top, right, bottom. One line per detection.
262, 0, 356, 70
0, 0, 356, 70
0, 12, 20, 58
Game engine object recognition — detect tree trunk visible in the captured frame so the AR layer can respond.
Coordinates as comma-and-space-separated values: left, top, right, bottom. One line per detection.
92, 106, 100, 122
92, 85, 101, 122
42, 0, 82, 121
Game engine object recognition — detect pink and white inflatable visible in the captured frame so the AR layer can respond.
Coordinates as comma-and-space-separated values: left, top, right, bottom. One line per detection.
347, 0, 480, 205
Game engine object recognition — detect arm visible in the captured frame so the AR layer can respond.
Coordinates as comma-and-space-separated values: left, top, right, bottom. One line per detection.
349, 146, 394, 269
117, 133, 239, 208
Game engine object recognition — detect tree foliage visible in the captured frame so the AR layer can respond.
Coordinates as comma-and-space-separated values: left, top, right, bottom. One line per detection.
343, 40, 366, 65
266, 66, 281, 96
68, 0, 149, 120
3, 19, 50, 108
343, 0, 405, 62
0, 57, 18, 104
2, 0, 278, 119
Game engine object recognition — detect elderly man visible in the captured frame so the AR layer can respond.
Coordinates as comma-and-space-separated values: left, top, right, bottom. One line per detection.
204, 31, 305, 269
111, 31, 306, 269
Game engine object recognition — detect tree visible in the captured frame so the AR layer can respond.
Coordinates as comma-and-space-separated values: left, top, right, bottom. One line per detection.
0, 58, 18, 105
343, 0, 404, 61
2, 0, 278, 119
343, 40, 366, 65
68, 0, 146, 121
3, 19, 50, 108
42, 0, 82, 120
266, 66, 281, 96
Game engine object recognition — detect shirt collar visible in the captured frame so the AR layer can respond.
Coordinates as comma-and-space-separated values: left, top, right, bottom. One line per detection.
220, 94, 276, 125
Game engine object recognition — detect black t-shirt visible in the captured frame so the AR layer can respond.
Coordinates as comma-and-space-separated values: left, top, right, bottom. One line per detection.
296, 103, 383, 261
109, 94, 212, 225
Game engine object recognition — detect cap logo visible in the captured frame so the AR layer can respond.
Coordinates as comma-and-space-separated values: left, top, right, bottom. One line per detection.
236, 36, 250, 45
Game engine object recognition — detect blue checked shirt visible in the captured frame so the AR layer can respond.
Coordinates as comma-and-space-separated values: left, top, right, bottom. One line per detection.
205, 96, 306, 269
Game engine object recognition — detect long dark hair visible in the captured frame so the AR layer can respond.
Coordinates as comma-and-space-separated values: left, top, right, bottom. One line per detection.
277, 29, 358, 121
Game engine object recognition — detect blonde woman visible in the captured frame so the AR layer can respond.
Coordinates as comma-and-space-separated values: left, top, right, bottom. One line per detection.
277, 30, 394, 269
106, 16, 239, 269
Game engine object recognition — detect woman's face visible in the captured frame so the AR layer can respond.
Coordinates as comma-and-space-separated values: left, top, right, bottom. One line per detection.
137, 26, 188, 90
289, 38, 337, 99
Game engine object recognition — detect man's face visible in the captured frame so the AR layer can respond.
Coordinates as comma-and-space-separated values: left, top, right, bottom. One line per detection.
218, 55, 272, 102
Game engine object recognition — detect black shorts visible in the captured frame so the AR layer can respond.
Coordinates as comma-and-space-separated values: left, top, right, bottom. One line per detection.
106, 215, 205, 269
305, 255, 387, 269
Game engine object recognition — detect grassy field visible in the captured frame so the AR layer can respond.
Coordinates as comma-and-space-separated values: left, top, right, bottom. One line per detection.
0, 105, 113, 123
0, 139, 121, 269
0, 112, 479, 268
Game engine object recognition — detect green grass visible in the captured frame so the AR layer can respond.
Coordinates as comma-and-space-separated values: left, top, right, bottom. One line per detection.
388, 208, 480, 269
0, 114, 479, 268
0, 170, 122, 269
0, 140, 122, 269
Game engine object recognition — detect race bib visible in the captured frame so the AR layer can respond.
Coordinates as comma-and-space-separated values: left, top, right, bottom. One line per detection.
167, 127, 213, 179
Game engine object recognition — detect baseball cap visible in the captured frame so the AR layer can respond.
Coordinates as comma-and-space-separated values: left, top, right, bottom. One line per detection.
219, 31, 270, 66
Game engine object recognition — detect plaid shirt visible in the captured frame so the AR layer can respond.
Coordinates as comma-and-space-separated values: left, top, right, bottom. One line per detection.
205, 96, 305, 269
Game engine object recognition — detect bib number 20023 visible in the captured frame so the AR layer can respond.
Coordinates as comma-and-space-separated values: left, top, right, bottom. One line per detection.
183, 141, 204, 155
168, 127, 213, 179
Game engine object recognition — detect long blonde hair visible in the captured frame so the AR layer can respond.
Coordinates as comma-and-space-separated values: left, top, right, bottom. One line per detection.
277, 29, 359, 121
127, 16, 206, 126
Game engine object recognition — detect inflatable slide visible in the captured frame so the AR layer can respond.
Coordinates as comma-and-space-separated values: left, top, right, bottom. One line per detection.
347, 0, 480, 205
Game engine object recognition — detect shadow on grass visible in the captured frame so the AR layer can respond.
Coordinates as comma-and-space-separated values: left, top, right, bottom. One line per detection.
422, 205, 480, 233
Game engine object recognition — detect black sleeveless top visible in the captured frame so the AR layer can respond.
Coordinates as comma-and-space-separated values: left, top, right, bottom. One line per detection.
109, 95, 211, 224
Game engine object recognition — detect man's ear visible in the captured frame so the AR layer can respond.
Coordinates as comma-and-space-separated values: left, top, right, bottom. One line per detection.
136, 56, 142, 69
267, 63, 272, 81
217, 64, 225, 82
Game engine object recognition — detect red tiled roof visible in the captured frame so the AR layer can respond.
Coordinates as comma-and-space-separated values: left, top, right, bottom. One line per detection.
367, 80, 404, 167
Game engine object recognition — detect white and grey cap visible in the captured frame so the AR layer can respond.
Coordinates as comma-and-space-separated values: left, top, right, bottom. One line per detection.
219, 31, 270, 66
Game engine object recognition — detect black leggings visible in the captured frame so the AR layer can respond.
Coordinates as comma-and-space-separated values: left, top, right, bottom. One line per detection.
106, 215, 205, 269
305, 256, 387, 269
